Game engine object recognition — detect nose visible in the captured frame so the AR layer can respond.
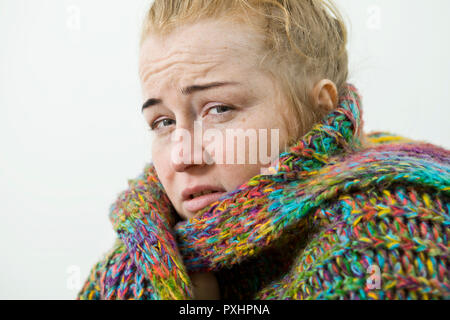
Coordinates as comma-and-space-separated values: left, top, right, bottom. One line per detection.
170, 125, 211, 172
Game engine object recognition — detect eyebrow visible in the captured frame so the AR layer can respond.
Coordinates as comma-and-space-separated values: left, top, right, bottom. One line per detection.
141, 81, 240, 112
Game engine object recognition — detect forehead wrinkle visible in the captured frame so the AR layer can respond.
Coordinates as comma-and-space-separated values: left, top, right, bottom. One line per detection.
139, 53, 227, 93
140, 62, 221, 96
139, 39, 245, 80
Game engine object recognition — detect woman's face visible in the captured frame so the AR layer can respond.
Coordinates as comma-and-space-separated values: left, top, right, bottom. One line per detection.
139, 19, 292, 220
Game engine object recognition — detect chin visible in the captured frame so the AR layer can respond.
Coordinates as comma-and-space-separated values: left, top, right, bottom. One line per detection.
177, 210, 194, 221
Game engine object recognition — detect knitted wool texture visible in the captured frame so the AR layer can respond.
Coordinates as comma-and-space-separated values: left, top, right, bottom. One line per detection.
77, 84, 450, 300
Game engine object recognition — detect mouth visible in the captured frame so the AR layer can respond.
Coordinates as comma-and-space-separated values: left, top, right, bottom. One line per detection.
188, 189, 219, 199
182, 187, 227, 213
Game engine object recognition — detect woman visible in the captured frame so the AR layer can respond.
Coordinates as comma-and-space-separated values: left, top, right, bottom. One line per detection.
77, 0, 449, 300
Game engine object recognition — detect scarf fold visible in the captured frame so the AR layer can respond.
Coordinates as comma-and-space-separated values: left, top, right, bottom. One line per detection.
100, 83, 450, 300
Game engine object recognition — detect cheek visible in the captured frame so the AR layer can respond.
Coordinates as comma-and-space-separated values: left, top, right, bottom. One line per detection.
219, 163, 263, 191
152, 141, 172, 183
259, 110, 290, 153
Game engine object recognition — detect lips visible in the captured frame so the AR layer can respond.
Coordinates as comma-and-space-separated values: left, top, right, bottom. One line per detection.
182, 185, 226, 213
183, 191, 227, 213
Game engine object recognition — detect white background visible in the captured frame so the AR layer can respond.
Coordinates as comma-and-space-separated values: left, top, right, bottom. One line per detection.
0, 0, 449, 299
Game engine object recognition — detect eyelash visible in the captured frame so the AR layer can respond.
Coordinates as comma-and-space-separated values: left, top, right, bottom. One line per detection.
149, 105, 234, 131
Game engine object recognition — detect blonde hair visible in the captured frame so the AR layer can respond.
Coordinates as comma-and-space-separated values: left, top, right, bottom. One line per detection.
140, 0, 349, 145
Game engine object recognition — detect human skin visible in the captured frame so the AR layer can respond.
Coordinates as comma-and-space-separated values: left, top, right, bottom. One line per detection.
138, 18, 337, 299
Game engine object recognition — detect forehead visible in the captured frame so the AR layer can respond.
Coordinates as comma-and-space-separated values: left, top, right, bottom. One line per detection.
138, 19, 263, 75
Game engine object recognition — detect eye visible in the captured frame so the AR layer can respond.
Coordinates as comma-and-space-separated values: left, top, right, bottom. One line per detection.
150, 118, 175, 131
205, 105, 234, 116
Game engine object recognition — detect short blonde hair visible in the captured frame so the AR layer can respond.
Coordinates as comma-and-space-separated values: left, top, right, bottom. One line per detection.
140, 0, 349, 145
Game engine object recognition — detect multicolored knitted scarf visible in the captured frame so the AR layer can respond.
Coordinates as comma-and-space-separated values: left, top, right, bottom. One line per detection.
77, 83, 450, 300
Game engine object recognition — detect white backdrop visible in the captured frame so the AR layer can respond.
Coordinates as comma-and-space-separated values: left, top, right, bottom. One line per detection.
0, 0, 449, 299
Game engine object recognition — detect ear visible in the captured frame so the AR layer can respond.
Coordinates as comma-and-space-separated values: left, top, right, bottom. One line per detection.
310, 79, 338, 113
